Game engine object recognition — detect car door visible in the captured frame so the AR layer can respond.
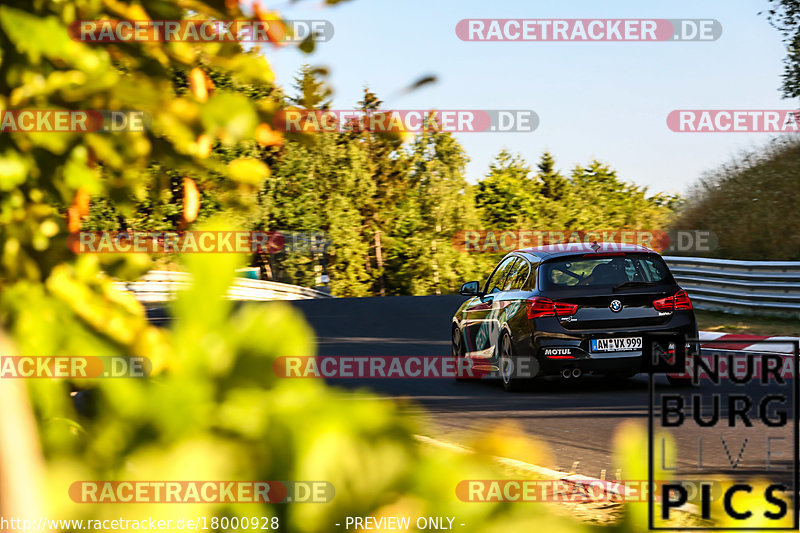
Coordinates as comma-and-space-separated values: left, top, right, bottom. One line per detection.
462, 256, 519, 357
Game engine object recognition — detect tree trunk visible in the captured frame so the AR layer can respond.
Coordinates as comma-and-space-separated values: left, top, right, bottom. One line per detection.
374, 229, 385, 296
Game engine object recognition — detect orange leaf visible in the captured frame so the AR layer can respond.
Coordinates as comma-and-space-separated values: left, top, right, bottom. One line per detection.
182, 178, 200, 224
225, 0, 240, 14
255, 123, 283, 146
189, 68, 213, 103
67, 207, 82, 232
253, 4, 287, 45
194, 134, 213, 158
72, 187, 91, 218
266, 20, 287, 45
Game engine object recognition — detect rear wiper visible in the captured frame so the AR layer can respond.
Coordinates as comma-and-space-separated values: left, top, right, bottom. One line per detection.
613, 280, 660, 292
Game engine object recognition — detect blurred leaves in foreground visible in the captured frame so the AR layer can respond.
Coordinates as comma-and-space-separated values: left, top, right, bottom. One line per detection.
4, 239, 755, 532
0, 1, 599, 529
0, 1, 773, 532
12, 228, 606, 533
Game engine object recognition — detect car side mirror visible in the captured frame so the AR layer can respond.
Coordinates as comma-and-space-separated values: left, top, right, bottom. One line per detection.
459, 281, 481, 296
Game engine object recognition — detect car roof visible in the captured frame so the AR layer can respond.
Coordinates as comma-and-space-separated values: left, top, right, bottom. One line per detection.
513, 242, 657, 261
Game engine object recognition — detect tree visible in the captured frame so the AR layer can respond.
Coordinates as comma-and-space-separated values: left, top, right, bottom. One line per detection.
0, 0, 283, 282
672, 138, 800, 259
291, 65, 332, 110
765, 0, 800, 97
534, 152, 571, 226
388, 117, 483, 295
537, 151, 569, 201
350, 88, 409, 295
473, 152, 676, 253
475, 150, 539, 229
268, 125, 376, 295
567, 160, 672, 229
0, 3, 672, 533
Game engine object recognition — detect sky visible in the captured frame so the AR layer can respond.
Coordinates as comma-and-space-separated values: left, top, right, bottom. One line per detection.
258, 0, 795, 195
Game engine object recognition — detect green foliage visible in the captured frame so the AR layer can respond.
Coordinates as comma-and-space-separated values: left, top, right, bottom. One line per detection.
265, 95, 491, 296
67, 51, 675, 297
765, 0, 800, 97
291, 65, 332, 110
537, 152, 567, 201
566, 160, 673, 229
267, 128, 374, 296
0, 2, 708, 532
19, 245, 612, 532
672, 138, 800, 260
387, 121, 483, 295
475, 150, 537, 230
0, 0, 281, 287
474, 150, 675, 238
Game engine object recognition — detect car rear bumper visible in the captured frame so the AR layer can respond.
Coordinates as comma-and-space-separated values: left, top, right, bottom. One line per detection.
538, 347, 644, 375
528, 314, 698, 377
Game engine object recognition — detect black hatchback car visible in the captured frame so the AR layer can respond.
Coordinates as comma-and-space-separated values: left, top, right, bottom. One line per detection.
451, 243, 698, 391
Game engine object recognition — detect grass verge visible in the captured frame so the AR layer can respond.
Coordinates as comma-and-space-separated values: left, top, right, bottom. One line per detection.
695, 309, 800, 337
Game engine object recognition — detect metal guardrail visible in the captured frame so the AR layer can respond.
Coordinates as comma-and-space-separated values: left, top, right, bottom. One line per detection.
113, 270, 333, 302
664, 256, 800, 317
117, 261, 800, 315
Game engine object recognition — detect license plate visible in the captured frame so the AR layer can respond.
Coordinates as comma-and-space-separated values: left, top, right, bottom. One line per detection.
591, 337, 642, 352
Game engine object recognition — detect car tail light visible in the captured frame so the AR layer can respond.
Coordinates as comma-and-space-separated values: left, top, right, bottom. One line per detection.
652, 295, 672, 311
653, 290, 693, 311
674, 290, 693, 310
526, 297, 578, 319
526, 297, 554, 319
675, 291, 692, 310
554, 301, 579, 315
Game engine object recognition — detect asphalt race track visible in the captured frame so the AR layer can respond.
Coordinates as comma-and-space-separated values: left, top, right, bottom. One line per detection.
148, 296, 797, 484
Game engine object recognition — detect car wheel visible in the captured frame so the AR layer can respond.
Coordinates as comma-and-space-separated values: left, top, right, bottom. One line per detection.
499, 332, 529, 392
452, 326, 469, 382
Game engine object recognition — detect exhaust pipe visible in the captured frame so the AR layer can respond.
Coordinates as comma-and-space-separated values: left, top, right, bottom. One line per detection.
572, 368, 582, 378
561, 369, 572, 379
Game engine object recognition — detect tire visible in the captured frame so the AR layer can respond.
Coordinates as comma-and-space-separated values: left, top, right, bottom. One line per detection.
499, 332, 531, 392
452, 326, 469, 382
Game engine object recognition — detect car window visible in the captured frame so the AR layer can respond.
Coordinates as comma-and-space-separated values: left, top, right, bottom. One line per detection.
484, 257, 518, 294
639, 257, 669, 281
542, 254, 671, 288
528, 262, 539, 289
504, 259, 530, 290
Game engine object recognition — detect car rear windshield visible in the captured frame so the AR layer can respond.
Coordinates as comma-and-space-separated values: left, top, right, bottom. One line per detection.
540, 254, 673, 289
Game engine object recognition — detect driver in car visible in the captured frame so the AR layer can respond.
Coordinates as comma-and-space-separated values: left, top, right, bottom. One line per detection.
580, 258, 628, 286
